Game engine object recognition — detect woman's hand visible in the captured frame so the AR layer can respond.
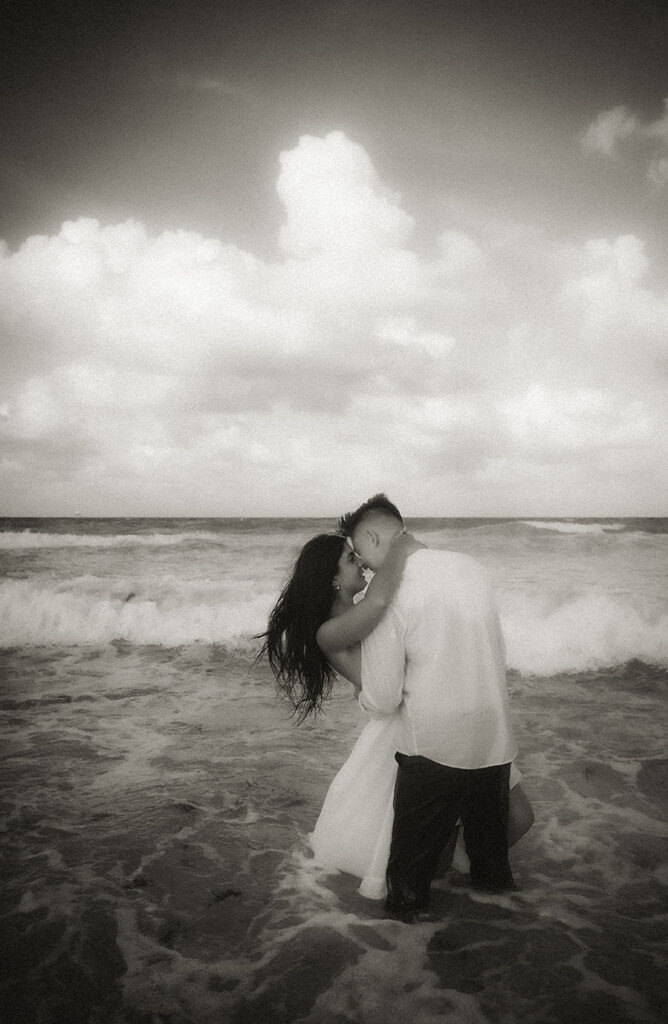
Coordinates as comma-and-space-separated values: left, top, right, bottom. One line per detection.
378, 530, 416, 573
389, 530, 414, 551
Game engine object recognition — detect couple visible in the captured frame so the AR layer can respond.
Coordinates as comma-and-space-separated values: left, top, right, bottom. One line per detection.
261, 494, 532, 916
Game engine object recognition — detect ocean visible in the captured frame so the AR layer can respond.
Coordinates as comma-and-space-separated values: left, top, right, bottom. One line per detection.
1, 516, 667, 1023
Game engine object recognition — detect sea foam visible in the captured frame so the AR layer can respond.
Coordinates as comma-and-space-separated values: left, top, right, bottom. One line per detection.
0, 578, 274, 650
0, 530, 230, 550
519, 520, 625, 535
500, 590, 668, 675
1, 577, 666, 674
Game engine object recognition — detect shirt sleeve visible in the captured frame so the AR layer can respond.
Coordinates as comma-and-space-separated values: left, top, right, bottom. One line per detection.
359, 605, 406, 716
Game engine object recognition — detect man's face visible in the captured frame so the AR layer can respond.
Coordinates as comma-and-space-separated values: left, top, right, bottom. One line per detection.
349, 526, 383, 571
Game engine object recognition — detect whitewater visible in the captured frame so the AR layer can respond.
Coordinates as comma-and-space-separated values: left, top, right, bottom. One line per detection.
2, 516, 667, 1024
1, 516, 666, 674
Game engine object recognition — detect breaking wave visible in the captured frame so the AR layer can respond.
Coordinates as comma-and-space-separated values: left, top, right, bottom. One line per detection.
0, 530, 230, 551
519, 520, 626, 535
0, 577, 273, 651
1, 577, 666, 675
500, 590, 668, 675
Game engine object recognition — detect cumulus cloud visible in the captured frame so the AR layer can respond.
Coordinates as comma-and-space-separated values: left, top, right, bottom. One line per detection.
561, 234, 668, 371
1, 130, 667, 514
277, 131, 414, 257
583, 99, 668, 186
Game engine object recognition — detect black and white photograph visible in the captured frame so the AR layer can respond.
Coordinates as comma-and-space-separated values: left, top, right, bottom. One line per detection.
1, 2, 667, 1022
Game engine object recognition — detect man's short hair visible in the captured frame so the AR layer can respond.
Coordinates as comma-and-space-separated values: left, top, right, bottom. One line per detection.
337, 493, 404, 537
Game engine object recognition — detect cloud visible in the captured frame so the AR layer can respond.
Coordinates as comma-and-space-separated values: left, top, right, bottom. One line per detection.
561, 234, 668, 369
583, 99, 668, 186
582, 105, 640, 157
277, 131, 415, 257
147, 69, 254, 104
647, 157, 668, 188
374, 316, 455, 359
436, 230, 484, 276
503, 385, 653, 459
175, 74, 243, 96
1, 131, 667, 514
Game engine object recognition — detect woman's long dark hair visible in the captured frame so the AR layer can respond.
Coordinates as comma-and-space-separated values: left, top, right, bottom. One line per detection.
258, 534, 345, 722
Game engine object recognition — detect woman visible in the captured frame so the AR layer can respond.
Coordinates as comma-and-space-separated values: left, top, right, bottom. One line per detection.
260, 532, 533, 899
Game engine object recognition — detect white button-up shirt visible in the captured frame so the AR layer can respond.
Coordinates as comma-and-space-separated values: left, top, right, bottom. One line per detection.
360, 549, 517, 769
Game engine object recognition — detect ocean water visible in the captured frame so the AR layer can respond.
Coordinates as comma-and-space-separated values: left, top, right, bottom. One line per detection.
1, 517, 667, 1023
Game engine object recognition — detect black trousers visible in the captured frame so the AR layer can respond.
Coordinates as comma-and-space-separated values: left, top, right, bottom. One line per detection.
385, 754, 514, 913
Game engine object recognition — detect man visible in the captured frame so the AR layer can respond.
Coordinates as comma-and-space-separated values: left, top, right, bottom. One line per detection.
338, 494, 517, 916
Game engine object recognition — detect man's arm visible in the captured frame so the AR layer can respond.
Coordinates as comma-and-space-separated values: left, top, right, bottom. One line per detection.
359, 606, 406, 716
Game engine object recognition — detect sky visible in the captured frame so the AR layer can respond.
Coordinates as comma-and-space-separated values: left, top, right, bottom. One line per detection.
1, 0, 667, 517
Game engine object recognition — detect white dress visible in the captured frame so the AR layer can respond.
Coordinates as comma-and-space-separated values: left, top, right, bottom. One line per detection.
310, 711, 402, 899
310, 712, 521, 900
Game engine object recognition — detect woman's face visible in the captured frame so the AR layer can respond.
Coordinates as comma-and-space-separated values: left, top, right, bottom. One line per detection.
334, 544, 367, 598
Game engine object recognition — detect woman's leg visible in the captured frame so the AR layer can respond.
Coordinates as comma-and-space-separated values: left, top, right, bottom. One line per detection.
507, 784, 534, 847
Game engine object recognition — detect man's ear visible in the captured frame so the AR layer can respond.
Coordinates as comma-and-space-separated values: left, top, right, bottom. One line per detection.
366, 527, 379, 548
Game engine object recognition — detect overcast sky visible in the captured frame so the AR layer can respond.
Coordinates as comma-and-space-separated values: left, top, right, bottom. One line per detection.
1, 0, 667, 517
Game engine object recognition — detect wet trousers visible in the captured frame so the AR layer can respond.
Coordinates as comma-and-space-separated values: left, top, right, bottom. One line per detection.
385, 754, 514, 913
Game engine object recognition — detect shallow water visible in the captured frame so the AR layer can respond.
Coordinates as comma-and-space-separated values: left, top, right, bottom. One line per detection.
1, 517, 667, 1022
1, 642, 667, 1024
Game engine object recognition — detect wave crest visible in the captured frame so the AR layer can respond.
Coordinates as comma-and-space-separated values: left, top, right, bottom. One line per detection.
0, 578, 272, 650
1, 578, 666, 675
501, 591, 668, 675
519, 520, 625, 535
0, 530, 230, 551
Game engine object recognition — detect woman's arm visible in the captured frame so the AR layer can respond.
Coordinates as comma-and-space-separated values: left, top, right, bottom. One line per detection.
316, 533, 414, 655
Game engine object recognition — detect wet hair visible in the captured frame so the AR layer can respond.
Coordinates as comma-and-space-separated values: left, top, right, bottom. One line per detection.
337, 492, 403, 538
257, 533, 345, 722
